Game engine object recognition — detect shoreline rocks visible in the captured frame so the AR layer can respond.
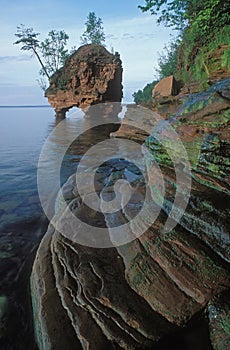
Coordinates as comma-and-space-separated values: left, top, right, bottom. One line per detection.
31, 78, 230, 349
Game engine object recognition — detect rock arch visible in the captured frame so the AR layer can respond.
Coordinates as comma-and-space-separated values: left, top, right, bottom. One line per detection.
45, 44, 123, 118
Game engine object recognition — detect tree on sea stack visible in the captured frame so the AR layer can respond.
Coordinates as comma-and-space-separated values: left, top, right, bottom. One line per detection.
39, 30, 69, 83
14, 24, 70, 90
80, 12, 106, 46
14, 24, 50, 79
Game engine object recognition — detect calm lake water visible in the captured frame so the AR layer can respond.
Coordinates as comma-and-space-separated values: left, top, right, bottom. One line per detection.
0, 106, 212, 350
0, 107, 52, 230
0, 106, 56, 349
0, 105, 121, 349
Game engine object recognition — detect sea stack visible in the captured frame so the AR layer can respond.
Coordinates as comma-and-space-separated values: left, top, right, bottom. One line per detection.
45, 44, 123, 118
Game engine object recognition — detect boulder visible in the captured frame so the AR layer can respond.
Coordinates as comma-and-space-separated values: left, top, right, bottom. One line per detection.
152, 75, 181, 99
111, 104, 161, 142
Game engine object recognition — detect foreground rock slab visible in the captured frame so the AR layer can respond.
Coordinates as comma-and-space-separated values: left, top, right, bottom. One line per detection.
31, 155, 230, 349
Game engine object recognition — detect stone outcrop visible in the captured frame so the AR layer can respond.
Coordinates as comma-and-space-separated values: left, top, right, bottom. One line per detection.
146, 78, 230, 262
152, 75, 181, 99
45, 44, 123, 118
31, 79, 230, 349
31, 161, 230, 349
110, 104, 161, 142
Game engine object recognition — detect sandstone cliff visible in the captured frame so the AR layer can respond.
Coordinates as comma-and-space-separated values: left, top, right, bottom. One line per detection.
31, 78, 230, 350
45, 44, 123, 118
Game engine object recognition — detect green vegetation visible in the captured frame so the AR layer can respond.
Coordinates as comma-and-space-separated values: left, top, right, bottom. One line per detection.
138, 0, 188, 31
14, 12, 106, 90
220, 316, 230, 336
133, 81, 158, 104
14, 25, 51, 79
139, 0, 230, 37
156, 39, 180, 79
39, 30, 69, 77
14, 25, 70, 90
80, 12, 105, 46
222, 45, 230, 71
178, 24, 230, 87
134, 1, 230, 103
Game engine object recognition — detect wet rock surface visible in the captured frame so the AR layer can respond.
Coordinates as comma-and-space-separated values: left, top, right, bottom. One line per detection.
31, 79, 230, 349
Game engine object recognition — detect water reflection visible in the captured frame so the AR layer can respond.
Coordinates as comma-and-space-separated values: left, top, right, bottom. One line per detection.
37, 104, 122, 217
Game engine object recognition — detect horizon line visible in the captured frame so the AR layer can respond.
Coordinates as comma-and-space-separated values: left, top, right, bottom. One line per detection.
0, 105, 51, 108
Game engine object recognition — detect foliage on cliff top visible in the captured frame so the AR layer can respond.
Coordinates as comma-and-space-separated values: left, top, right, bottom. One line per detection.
139, 0, 230, 39
14, 25, 70, 90
133, 0, 230, 104
133, 81, 158, 104
14, 12, 107, 91
80, 12, 105, 46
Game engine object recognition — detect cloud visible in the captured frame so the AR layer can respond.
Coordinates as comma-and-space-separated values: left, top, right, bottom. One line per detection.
0, 9, 173, 103
103, 14, 172, 86
105, 34, 118, 40
0, 55, 31, 63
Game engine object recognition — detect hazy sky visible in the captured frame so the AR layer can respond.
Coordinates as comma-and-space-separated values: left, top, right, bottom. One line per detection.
0, 0, 173, 104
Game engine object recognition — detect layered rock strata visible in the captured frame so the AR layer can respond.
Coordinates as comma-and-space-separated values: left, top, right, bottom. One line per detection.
31, 162, 230, 349
31, 78, 230, 348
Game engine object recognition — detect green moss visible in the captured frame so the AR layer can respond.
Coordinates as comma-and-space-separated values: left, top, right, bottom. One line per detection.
178, 26, 230, 87
222, 45, 230, 70
220, 317, 230, 336
132, 271, 143, 287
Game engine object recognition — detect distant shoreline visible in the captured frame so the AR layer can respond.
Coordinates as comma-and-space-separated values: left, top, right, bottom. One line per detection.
0, 105, 51, 108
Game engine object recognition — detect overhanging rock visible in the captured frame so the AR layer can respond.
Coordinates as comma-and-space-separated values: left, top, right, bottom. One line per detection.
45, 44, 123, 118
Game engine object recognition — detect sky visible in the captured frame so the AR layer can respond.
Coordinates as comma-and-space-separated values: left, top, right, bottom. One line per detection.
0, 0, 173, 104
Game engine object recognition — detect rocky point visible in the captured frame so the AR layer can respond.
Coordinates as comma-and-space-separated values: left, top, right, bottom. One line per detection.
32, 47, 230, 349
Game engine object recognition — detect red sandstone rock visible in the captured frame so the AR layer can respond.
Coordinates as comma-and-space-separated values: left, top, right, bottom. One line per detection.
31, 79, 230, 349
45, 44, 123, 118
152, 75, 181, 99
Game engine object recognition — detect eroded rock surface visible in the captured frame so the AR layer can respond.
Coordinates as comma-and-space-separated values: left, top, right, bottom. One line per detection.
32, 80, 230, 349
45, 44, 123, 118
31, 172, 230, 348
